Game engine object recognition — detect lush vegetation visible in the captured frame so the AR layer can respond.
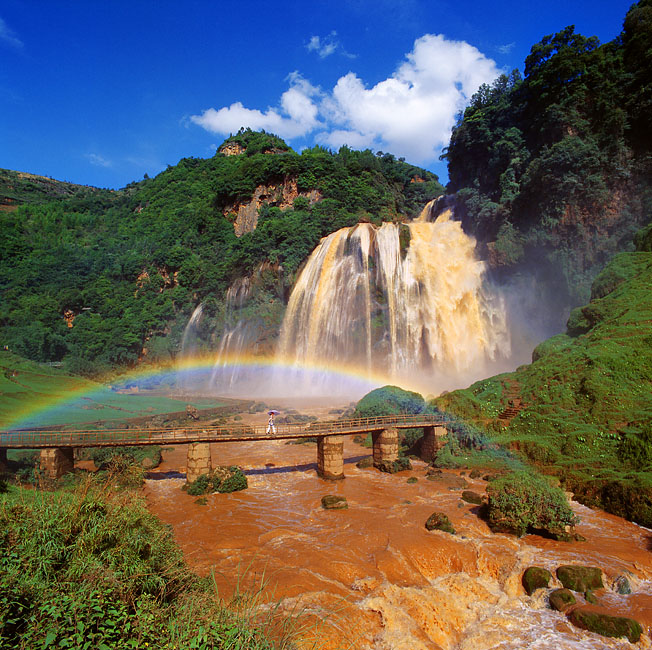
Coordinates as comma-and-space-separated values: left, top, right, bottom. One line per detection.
435, 227, 652, 526
442, 0, 652, 304
486, 471, 578, 537
0, 129, 442, 376
184, 467, 248, 496
0, 473, 294, 649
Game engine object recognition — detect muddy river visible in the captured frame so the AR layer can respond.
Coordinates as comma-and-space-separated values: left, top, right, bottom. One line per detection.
143, 405, 652, 649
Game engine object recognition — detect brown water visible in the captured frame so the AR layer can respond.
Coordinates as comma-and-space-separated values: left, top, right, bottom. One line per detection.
143, 409, 652, 649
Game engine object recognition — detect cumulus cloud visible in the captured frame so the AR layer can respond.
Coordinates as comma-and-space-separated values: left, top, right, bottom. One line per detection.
191, 33, 500, 165
191, 73, 321, 140
0, 17, 23, 49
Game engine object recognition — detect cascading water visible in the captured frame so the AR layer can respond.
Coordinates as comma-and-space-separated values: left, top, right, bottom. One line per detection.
278, 201, 510, 393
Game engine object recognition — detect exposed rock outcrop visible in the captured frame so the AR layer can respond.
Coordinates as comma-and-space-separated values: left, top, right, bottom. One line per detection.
224, 177, 321, 236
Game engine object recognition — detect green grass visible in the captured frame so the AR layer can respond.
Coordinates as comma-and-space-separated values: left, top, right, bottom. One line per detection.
0, 472, 300, 649
435, 243, 652, 525
0, 352, 226, 429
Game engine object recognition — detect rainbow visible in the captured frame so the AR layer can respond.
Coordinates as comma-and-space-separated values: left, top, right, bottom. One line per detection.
1, 352, 425, 432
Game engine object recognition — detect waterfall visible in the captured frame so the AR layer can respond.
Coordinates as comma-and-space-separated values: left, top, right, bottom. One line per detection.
278, 203, 510, 392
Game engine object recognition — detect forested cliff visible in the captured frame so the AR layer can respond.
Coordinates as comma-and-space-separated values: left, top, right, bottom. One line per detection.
0, 132, 442, 374
442, 0, 652, 304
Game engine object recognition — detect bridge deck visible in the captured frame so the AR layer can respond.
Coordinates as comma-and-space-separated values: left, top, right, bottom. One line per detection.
0, 414, 445, 449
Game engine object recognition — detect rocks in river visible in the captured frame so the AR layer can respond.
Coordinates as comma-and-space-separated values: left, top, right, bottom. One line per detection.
406, 477, 418, 484
425, 512, 456, 534
568, 608, 642, 643
613, 573, 632, 594
522, 567, 552, 595
356, 457, 373, 469
376, 457, 412, 474
584, 589, 598, 604
556, 565, 603, 592
548, 588, 576, 611
461, 490, 483, 505
321, 495, 348, 510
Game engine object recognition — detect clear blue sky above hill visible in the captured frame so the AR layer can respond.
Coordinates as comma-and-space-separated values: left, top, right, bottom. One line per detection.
0, 0, 635, 189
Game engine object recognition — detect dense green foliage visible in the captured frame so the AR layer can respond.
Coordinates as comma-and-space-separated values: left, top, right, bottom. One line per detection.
0, 477, 285, 649
353, 385, 426, 417
442, 0, 652, 304
185, 467, 248, 496
486, 471, 578, 537
0, 131, 442, 375
436, 228, 652, 525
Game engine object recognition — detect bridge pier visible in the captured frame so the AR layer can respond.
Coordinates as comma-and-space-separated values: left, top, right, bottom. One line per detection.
317, 435, 344, 480
186, 442, 212, 483
420, 425, 448, 462
372, 428, 399, 468
39, 448, 75, 479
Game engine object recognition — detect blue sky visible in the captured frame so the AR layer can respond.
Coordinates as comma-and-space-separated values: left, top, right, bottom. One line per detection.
0, 0, 635, 189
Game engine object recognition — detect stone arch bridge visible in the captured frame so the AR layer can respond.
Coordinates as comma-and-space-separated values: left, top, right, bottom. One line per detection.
0, 414, 448, 482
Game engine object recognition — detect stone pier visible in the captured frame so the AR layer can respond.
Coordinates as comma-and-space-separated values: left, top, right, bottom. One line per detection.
317, 435, 344, 480
420, 425, 448, 462
0, 448, 8, 473
39, 448, 75, 479
372, 428, 399, 468
186, 442, 212, 483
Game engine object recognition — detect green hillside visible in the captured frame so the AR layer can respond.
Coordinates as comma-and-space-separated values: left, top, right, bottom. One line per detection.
0, 130, 443, 376
442, 0, 652, 305
435, 224, 652, 525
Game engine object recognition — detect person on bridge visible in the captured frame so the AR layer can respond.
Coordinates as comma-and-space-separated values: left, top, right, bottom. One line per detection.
266, 411, 277, 436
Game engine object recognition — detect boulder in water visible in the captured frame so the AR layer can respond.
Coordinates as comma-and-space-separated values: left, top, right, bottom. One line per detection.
425, 512, 456, 534
522, 567, 551, 595
461, 490, 483, 505
568, 608, 642, 643
321, 495, 348, 510
356, 457, 373, 469
556, 565, 603, 592
548, 588, 576, 611
376, 458, 412, 474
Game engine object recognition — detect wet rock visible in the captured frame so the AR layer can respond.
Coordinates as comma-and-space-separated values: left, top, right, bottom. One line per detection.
469, 469, 484, 479
614, 574, 632, 594
406, 477, 418, 484
321, 495, 348, 510
568, 608, 642, 643
556, 565, 603, 592
446, 476, 469, 490
425, 512, 456, 534
549, 588, 576, 611
522, 567, 552, 595
584, 589, 598, 605
194, 497, 208, 506
461, 490, 483, 505
426, 468, 443, 477
376, 458, 412, 474
356, 457, 373, 469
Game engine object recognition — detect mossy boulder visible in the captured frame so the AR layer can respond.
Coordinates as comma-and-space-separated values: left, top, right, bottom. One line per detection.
556, 565, 603, 592
406, 477, 418, 484
356, 457, 373, 469
461, 490, 483, 505
584, 589, 598, 605
548, 588, 576, 611
376, 457, 412, 474
425, 512, 456, 534
522, 567, 551, 595
321, 495, 348, 510
568, 608, 642, 643
184, 466, 248, 496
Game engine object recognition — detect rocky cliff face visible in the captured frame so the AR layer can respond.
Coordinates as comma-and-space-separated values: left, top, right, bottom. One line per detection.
223, 177, 322, 237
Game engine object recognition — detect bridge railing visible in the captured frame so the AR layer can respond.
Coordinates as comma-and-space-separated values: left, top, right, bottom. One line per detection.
0, 413, 445, 449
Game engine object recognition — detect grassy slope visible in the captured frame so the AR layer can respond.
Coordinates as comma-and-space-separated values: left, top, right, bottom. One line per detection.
435, 240, 652, 525
0, 351, 225, 429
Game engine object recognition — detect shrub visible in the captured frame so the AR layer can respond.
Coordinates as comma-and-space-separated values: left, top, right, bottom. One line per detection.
486, 471, 579, 537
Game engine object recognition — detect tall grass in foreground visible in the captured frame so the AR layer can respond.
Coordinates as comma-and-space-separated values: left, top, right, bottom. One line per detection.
0, 468, 311, 650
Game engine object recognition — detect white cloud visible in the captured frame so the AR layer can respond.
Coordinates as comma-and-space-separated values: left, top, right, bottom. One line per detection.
498, 42, 515, 55
192, 33, 500, 165
86, 153, 112, 168
0, 17, 23, 49
306, 31, 346, 59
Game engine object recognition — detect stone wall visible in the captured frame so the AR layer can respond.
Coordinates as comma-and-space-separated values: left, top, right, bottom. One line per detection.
186, 442, 212, 483
420, 425, 448, 462
39, 447, 75, 479
372, 428, 399, 467
317, 435, 344, 480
